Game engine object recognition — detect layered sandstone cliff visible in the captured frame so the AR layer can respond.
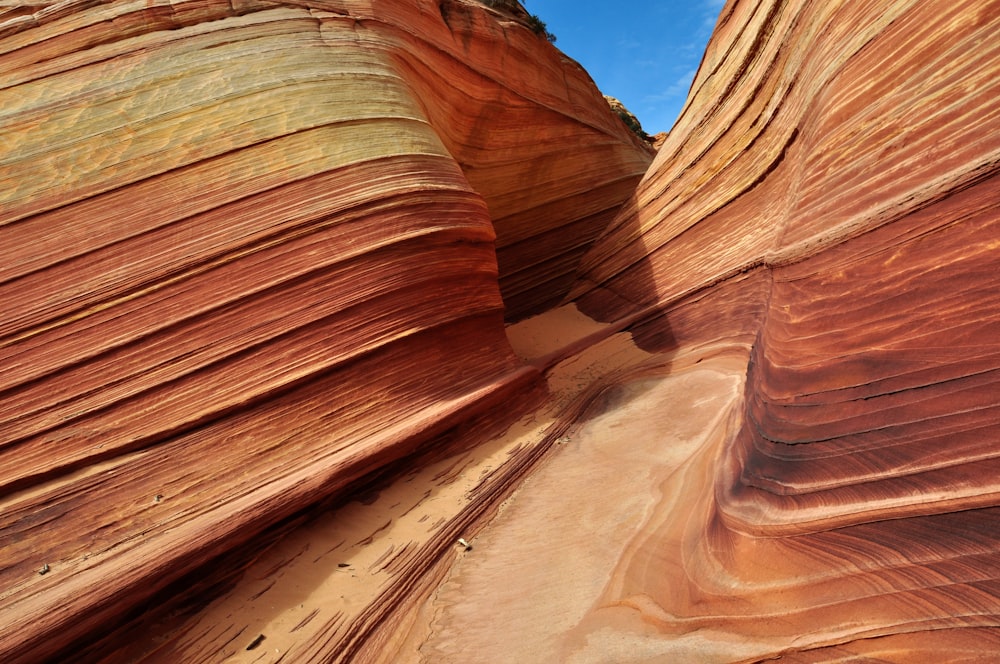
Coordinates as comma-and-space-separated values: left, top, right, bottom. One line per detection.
0, 1, 649, 661
2, 0, 1000, 662
530, 0, 1000, 660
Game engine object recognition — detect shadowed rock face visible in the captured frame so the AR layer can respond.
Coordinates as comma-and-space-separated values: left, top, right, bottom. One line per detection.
2, 0, 999, 662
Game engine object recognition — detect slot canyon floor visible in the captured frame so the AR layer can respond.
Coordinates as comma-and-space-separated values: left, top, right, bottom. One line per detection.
117, 306, 749, 663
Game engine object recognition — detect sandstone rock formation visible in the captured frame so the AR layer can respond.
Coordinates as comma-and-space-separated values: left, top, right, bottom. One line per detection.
3, 0, 1000, 662
558, 0, 1000, 659
604, 94, 653, 144
0, 1, 648, 661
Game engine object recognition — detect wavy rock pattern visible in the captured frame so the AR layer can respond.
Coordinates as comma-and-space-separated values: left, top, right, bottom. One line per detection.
560, 0, 1000, 659
3, 0, 1000, 661
0, 1, 648, 661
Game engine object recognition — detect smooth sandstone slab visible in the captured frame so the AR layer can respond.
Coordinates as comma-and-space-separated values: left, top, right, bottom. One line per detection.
414, 362, 747, 664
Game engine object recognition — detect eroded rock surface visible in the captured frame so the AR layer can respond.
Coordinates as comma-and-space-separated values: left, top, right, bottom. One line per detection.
2, 0, 999, 662
562, 0, 1000, 659
0, 1, 648, 661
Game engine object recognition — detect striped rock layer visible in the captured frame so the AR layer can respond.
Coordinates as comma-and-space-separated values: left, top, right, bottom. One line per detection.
565, 0, 1000, 660
0, 1, 649, 661
2, 0, 1000, 662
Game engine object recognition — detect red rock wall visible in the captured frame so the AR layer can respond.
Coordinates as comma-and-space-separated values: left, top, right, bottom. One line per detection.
5, 0, 1000, 659
0, 1, 649, 660
574, 0, 1000, 656
379, 0, 654, 319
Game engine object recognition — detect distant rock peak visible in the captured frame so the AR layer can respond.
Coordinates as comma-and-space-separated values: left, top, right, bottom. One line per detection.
604, 94, 654, 145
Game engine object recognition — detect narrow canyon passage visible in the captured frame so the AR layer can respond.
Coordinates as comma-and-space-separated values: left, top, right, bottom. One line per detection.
3, 0, 1000, 660
119, 305, 738, 662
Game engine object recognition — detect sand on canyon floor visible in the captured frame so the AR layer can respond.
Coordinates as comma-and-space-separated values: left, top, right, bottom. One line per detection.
125, 304, 746, 663
403, 347, 746, 663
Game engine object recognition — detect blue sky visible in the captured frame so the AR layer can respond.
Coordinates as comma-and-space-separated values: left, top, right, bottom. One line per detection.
529, 0, 726, 135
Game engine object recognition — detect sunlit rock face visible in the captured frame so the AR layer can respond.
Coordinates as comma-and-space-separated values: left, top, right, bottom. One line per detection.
3, 0, 999, 661
564, 0, 1000, 658
0, 1, 648, 661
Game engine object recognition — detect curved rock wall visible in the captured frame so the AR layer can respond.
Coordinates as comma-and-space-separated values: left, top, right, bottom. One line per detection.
4, 0, 1000, 660
570, 0, 1000, 658
0, 1, 649, 661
